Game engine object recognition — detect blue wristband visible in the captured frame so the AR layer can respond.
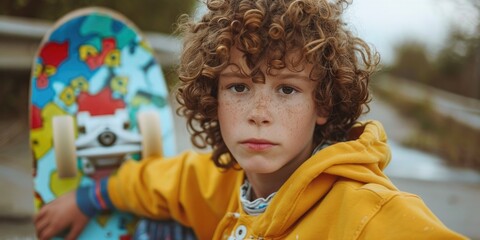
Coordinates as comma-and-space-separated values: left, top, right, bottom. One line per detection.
99, 178, 115, 209
76, 178, 115, 217
76, 186, 97, 217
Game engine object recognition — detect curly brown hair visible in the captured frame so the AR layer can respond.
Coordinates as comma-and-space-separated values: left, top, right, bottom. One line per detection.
175, 0, 379, 169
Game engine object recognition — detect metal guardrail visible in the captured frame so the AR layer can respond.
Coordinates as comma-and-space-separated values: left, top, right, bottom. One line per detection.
0, 15, 181, 70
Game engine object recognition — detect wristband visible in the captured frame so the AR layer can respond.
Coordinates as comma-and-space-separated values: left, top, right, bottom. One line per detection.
76, 178, 114, 217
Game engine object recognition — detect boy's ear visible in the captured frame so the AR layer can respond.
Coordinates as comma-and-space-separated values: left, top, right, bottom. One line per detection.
316, 116, 327, 125
316, 108, 328, 125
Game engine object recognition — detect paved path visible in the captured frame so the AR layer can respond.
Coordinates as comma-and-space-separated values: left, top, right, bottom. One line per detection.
364, 97, 480, 239
0, 120, 33, 219
0, 119, 36, 239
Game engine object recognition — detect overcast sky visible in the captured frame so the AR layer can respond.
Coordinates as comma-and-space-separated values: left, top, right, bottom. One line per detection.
193, 0, 478, 65
344, 0, 478, 64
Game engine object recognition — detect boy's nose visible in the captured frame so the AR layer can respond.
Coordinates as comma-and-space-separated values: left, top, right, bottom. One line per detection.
247, 94, 272, 126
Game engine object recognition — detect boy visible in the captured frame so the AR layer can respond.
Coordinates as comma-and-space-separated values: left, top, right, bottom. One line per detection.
35, 0, 467, 239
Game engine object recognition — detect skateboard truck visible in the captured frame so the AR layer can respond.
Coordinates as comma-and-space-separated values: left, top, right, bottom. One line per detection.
53, 109, 162, 179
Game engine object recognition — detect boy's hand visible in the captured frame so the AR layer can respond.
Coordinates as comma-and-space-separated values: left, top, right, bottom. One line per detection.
34, 191, 89, 240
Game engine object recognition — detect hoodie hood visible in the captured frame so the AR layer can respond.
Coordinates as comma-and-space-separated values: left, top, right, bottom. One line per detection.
249, 120, 397, 237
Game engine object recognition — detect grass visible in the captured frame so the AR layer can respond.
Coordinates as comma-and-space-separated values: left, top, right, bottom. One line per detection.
372, 74, 480, 171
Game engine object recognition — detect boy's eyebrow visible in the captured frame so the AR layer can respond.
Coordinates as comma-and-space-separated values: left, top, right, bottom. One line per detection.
276, 73, 311, 81
219, 71, 248, 78
220, 71, 311, 81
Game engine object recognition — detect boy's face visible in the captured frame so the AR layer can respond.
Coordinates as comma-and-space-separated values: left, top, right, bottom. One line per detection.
217, 47, 327, 175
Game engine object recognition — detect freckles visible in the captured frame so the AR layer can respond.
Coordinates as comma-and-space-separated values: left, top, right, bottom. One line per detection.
220, 96, 247, 121
282, 101, 314, 137
282, 104, 301, 137
233, 98, 246, 112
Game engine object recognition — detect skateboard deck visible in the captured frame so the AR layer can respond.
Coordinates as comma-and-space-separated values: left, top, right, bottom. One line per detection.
30, 7, 176, 239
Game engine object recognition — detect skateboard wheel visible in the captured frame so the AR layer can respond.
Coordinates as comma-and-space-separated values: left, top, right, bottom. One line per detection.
137, 111, 163, 158
52, 115, 78, 178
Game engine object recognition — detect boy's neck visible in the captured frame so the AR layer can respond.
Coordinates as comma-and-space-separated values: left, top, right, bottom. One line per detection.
244, 143, 316, 199
245, 172, 286, 200
245, 155, 307, 199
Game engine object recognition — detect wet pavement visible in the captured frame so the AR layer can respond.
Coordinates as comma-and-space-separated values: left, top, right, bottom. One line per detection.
365, 98, 480, 238
0, 119, 36, 239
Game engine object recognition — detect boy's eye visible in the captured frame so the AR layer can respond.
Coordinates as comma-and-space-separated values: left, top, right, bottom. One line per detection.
279, 86, 296, 94
228, 84, 248, 93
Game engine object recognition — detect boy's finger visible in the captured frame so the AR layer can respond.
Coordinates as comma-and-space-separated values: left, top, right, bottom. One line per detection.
33, 208, 47, 224
34, 218, 50, 236
34, 210, 50, 238
37, 225, 54, 240
66, 222, 85, 240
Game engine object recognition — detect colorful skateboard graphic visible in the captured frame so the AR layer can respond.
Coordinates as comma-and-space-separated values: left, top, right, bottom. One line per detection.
30, 7, 176, 239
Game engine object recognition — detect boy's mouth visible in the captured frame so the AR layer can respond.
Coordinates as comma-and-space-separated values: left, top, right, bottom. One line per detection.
240, 138, 277, 151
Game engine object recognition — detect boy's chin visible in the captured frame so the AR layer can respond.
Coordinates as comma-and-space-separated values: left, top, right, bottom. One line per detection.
237, 159, 281, 174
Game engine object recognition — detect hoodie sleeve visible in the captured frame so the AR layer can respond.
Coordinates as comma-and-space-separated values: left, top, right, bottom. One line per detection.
358, 193, 468, 239
105, 151, 241, 237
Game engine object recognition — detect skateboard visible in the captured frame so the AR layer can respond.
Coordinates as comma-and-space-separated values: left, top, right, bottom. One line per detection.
29, 7, 176, 239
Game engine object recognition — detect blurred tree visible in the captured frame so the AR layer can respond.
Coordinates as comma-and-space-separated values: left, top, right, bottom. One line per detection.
433, 26, 479, 99
0, 0, 196, 34
390, 41, 433, 84
435, 29, 468, 78
389, 0, 480, 99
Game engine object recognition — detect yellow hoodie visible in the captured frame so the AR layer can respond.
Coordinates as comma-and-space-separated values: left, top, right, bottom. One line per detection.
107, 121, 467, 239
